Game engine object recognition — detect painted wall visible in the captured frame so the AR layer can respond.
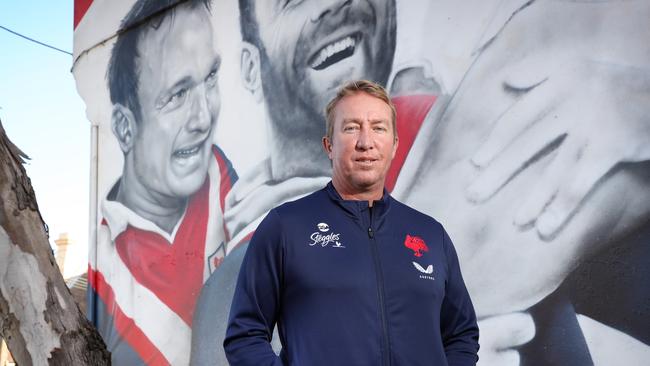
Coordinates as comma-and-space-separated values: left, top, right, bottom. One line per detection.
72, 0, 650, 364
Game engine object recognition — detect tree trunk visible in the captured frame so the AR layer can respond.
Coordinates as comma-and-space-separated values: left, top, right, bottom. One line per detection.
0, 120, 110, 365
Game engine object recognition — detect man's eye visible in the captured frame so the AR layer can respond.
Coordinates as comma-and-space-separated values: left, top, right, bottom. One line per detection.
206, 69, 218, 87
165, 89, 187, 109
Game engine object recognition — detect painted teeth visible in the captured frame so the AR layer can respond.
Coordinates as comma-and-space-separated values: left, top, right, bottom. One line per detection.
175, 145, 200, 157
311, 36, 356, 69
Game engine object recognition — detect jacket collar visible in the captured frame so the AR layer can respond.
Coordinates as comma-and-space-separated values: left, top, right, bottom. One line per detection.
324, 181, 392, 228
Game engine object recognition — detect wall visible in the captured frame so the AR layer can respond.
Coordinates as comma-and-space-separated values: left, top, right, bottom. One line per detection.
72, 0, 650, 364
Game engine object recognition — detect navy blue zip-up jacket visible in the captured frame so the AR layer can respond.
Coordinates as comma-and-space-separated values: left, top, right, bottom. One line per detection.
224, 182, 479, 366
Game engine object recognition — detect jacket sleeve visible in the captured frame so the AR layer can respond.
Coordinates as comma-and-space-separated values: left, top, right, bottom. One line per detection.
223, 209, 285, 366
440, 227, 480, 366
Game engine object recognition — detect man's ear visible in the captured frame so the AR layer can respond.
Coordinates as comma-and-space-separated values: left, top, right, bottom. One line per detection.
111, 103, 137, 154
322, 136, 333, 159
391, 135, 399, 159
241, 41, 263, 103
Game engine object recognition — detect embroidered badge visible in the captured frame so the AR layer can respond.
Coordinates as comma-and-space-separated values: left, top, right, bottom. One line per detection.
309, 222, 345, 248
404, 234, 428, 257
413, 261, 435, 280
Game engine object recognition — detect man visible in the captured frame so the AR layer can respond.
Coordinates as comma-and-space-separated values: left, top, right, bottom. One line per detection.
224, 80, 479, 365
87, 0, 236, 364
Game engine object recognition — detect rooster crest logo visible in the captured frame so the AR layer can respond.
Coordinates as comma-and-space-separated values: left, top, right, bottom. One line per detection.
404, 235, 428, 257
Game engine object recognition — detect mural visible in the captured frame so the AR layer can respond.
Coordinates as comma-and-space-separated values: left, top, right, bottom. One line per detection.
72, 0, 650, 365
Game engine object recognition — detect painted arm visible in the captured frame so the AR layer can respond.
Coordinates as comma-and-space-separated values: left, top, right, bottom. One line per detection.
223, 210, 285, 366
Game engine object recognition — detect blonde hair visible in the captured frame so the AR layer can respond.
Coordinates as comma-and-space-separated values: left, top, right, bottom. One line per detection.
325, 80, 397, 142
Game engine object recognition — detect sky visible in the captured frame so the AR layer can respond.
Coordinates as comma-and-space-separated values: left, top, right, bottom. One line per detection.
0, 1, 89, 277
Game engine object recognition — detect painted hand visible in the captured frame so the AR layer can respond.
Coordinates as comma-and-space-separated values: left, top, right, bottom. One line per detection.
466, 60, 650, 240
456, 0, 650, 240
477, 312, 535, 366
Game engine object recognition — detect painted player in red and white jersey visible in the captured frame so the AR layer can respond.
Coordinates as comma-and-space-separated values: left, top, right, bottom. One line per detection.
87, 0, 237, 364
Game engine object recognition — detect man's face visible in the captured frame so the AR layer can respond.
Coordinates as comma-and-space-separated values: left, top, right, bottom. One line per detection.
131, 6, 221, 199
327, 92, 397, 193
254, 0, 396, 136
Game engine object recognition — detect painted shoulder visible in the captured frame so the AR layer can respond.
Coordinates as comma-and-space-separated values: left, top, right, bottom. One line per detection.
272, 187, 329, 217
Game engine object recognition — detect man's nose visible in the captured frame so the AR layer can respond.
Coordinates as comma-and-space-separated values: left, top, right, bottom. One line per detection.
356, 126, 373, 150
187, 85, 212, 133
311, 0, 352, 23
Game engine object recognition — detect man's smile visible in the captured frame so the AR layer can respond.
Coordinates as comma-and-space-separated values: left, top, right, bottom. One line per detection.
354, 156, 379, 166
173, 135, 209, 162
309, 33, 360, 70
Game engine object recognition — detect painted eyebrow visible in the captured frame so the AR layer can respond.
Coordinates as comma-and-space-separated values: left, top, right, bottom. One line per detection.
168, 55, 221, 93
157, 76, 193, 104
170, 76, 193, 90
158, 56, 222, 105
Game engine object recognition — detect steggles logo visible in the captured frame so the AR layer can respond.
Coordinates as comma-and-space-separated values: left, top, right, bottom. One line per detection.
309, 222, 344, 248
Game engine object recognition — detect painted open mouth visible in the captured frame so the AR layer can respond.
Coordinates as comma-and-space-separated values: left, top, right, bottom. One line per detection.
173, 140, 204, 159
309, 33, 360, 71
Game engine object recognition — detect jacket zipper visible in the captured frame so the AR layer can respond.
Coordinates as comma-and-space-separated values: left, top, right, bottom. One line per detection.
368, 206, 391, 366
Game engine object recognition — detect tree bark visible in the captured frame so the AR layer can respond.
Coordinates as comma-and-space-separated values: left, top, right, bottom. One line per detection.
0, 119, 110, 365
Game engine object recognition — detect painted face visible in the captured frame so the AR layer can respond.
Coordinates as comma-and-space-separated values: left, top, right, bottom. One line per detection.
327, 92, 397, 194
132, 6, 221, 199
254, 0, 396, 141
